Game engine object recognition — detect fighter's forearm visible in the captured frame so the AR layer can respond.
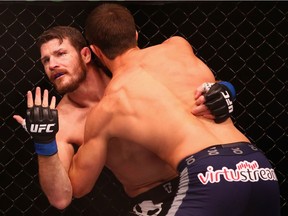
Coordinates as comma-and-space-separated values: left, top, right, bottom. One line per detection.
19, 88, 73, 209
38, 154, 72, 210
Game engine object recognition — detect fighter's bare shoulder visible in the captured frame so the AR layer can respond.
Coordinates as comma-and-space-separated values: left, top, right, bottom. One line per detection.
163, 36, 192, 48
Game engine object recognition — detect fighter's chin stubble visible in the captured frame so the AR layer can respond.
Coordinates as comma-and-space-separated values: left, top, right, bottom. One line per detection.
52, 58, 87, 95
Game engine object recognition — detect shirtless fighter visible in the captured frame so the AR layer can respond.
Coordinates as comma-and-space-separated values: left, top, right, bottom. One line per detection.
13, 25, 235, 213
68, 3, 279, 215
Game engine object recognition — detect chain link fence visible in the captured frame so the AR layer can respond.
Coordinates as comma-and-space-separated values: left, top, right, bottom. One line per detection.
1, 1, 287, 215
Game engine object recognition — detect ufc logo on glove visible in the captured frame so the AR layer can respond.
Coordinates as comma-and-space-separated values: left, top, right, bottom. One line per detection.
26, 105, 59, 156
221, 91, 233, 113
29, 123, 56, 133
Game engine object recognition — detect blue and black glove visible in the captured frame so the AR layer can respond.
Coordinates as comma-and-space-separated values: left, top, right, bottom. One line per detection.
203, 81, 236, 123
26, 105, 59, 156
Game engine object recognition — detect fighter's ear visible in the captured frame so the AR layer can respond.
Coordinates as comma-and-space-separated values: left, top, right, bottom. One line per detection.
80, 47, 92, 63
135, 31, 138, 42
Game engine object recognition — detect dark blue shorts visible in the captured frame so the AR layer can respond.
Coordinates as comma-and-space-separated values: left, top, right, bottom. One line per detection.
168, 142, 281, 216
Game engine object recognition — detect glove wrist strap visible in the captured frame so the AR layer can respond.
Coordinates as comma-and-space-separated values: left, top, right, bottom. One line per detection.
34, 140, 58, 156
218, 81, 236, 100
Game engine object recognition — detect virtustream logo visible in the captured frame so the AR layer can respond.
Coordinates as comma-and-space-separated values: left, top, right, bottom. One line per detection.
198, 160, 277, 185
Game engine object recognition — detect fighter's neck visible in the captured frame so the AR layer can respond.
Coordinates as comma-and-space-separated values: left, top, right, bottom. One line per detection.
66, 67, 109, 108
105, 47, 140, 76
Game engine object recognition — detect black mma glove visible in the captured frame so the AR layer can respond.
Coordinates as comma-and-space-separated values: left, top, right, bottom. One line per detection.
203, 81, 236, 123
26, 105, 59, 156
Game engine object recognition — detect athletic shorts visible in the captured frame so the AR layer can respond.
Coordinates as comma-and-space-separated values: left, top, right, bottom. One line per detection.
128, 176, 180, 216
167, 142, 281, 216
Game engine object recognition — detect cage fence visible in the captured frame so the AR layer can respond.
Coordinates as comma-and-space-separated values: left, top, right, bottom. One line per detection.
0, 1, 287, 216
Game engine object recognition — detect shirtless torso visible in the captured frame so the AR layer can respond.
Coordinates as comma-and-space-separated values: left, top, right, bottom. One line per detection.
54, 38, 193, 198
69, 36, 249, 197
101, 66, 249, 169
57, 97, 178, 196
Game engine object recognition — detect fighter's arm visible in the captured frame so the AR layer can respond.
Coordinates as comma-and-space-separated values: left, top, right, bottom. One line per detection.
13, 87, 73, 209
38, 144, 73, 209
164, 36, 236, 123
69, 105, 108, 198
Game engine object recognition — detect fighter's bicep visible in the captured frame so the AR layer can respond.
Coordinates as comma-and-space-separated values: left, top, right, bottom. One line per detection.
74, 137, 107, 173
82, 110, 108, 168
84, 106, 109, 141
70, 105, 108, 197
69, 136, 107, 197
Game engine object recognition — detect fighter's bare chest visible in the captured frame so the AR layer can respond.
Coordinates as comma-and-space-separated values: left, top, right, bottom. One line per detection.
58, 109, 89, 147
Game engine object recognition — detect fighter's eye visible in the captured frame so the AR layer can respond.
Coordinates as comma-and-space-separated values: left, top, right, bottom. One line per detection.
58, 51, 66, 56
41, 58, 49, 65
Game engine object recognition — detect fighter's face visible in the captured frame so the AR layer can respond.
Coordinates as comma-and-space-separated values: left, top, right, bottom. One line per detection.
40, 38, 86, 94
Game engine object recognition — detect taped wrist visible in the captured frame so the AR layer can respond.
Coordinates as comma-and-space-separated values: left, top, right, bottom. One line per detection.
34, 140, 58, 156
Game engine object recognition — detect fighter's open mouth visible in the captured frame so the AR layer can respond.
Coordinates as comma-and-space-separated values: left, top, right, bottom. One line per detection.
54, 73, 64, 79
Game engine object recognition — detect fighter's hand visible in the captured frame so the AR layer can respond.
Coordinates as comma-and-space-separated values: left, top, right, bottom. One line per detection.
26, 86, 58, 142
14, 87, 59, 156
192, 82, 236, 123
13, 87, 57, 132
192, 84, 215, 120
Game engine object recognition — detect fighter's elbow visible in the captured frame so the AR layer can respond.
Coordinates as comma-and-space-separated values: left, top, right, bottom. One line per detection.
70, 176, 93, 198
49, 196, 72, 210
